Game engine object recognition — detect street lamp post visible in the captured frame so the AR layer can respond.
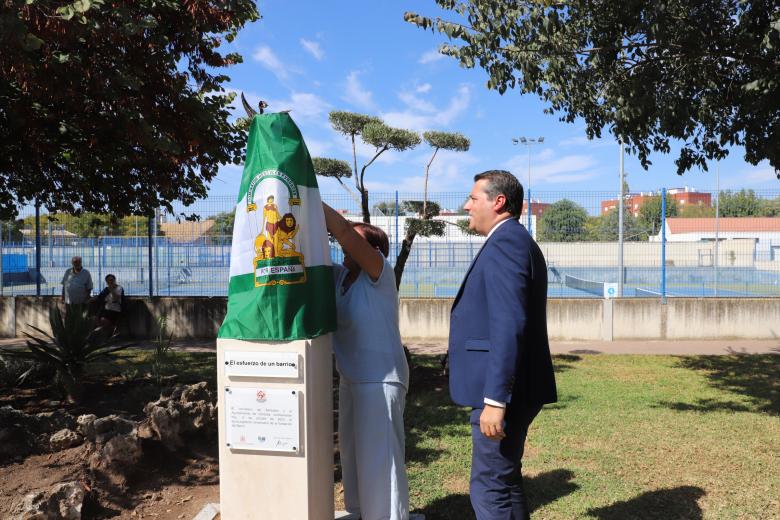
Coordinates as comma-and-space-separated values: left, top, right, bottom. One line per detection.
512, 136, 545, 235
618, 140, 625, 297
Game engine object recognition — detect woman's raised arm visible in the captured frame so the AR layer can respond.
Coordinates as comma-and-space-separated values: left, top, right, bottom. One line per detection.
322, 202, 383, 281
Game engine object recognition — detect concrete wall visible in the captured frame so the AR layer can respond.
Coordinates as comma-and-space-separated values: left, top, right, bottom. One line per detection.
1, 296, 778, 342
0, 297, 14, 338
14, 297, 61, 338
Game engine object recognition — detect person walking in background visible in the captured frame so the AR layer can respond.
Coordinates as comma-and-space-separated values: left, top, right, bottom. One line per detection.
95, 274, 124, 331
322, 202, 410, 520
61, 256, 93, 308
449, 170, 557, 520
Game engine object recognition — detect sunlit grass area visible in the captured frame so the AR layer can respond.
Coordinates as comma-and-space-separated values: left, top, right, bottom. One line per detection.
404, 354, 779, 519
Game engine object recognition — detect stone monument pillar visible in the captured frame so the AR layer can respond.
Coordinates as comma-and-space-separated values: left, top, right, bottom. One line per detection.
216, 337, 333, 520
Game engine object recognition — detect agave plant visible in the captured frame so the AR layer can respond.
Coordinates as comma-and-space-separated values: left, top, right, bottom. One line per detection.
0, 305, 127, 401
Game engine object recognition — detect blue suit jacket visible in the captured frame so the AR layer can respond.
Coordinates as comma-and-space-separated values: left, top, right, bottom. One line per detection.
449, 218, 557, 410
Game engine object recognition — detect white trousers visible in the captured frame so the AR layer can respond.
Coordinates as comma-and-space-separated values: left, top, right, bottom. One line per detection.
339, 380, 409, 520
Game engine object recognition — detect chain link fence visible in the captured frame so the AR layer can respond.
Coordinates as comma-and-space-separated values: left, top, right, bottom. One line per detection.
2, 189, 778, 298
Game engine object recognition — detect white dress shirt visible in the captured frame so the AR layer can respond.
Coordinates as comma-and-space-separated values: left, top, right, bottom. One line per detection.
483, 217, 513, 408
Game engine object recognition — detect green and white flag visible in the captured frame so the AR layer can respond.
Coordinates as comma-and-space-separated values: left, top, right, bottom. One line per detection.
218, 112, 336, 340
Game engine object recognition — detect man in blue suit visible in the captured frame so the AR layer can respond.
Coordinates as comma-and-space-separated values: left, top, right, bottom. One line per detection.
449, 170, 557, 520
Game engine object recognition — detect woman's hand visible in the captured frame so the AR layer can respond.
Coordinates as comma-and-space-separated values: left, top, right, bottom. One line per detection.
322, 202, 383, 281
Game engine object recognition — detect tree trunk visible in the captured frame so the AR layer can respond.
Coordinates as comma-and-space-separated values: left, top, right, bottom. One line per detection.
360, 188, 371, 224
394, 230, 416, 289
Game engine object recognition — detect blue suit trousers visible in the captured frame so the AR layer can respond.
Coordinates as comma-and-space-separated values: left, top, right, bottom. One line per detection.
469, 405, 541, 520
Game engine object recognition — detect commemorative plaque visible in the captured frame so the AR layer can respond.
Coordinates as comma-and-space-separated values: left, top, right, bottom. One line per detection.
223, 350, 300, 378
224, 386, 300, 453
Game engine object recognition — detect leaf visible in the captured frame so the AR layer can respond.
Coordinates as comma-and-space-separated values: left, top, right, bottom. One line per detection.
22, 33, 45, 51
72, 0, 91, 13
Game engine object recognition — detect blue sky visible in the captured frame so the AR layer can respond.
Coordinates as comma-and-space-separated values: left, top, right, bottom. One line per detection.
208, 1, 779, 203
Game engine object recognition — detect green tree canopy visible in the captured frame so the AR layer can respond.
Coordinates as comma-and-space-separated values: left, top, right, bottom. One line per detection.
637, 194, 679, 235
586, 209, 643, 241
311, 157, 352, 180
20, 212, 151, 237
538, 199, 589, 242
0, 1, 259, 220
209, 211, 235, 236
327, 111, 420, 223
373, 201, 401, 216
406, 1, 780, 178
679, 204, 716, 218
423, 131, 471, 152
357, 121, 420, 223
718, 189, 769, 217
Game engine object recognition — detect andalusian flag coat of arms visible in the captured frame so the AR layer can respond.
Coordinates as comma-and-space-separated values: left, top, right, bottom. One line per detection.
218, 112, 337, 340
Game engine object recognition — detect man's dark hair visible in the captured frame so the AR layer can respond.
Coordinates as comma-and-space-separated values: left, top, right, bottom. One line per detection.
352, 222, 390, 257
474, 170, 524, 217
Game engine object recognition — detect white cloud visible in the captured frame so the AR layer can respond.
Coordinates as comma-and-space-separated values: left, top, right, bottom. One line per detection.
343, 71, 376, 110
398, 91, 437, 114
419, 48, 445, 64
382, 85, 471, 131
252, 46, 290, 81
726, 162, 779, 188
300, 38, 324, 60
503, 153, 600, 185
416, 83, 432, 93
558, 134, 614, 149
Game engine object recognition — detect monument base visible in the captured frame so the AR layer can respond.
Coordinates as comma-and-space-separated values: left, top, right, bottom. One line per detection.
217, 336, 333, 520
191, 505, 424, 520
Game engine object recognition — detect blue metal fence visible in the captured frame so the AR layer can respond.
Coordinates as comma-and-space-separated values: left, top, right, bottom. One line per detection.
2, 189, 779, 299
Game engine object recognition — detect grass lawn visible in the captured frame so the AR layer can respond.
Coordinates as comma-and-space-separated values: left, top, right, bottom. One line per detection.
71, 349, 780, 518
406, 353, 780, 519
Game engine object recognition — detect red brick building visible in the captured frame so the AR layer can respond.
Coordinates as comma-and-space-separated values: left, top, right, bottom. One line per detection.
601, 187, 712, 216
521, 201, 551, 218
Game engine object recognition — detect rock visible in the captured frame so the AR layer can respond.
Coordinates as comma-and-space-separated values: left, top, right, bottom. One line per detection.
49, 429, 83, 451
192, 503, 220, 520
14, 481, 85, 520
91, 415, 134, 444
85, 415, 142, 481
0, 425, 35, 460
75, 415, 97, 441
0, 406, 75, 435
143, 383, 216, 450
34, 410, 76, 434
101, 432, 142, 467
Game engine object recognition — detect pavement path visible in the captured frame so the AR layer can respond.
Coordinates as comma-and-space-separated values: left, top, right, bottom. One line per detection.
1, 337, 777, 356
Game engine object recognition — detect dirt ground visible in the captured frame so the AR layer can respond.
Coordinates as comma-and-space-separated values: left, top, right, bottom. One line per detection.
0, 375, 221, 519
0, 444, 219, 519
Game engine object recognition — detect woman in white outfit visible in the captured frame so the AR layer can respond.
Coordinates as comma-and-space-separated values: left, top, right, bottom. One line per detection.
322, 202, 410, 520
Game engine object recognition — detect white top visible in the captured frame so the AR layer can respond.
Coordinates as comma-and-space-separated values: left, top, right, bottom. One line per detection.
61, 268, 93, 304
103, 285, 124, 312
332, 256, 409, 388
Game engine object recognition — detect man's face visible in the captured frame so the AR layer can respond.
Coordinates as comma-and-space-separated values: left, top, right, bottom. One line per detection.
72, 259, 82, 272
464, 179, 501, 236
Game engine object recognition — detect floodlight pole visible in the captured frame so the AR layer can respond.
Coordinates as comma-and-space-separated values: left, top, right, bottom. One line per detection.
714, 162, 720, 297
618, 140, 625, 297
512, 136, 545, 236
